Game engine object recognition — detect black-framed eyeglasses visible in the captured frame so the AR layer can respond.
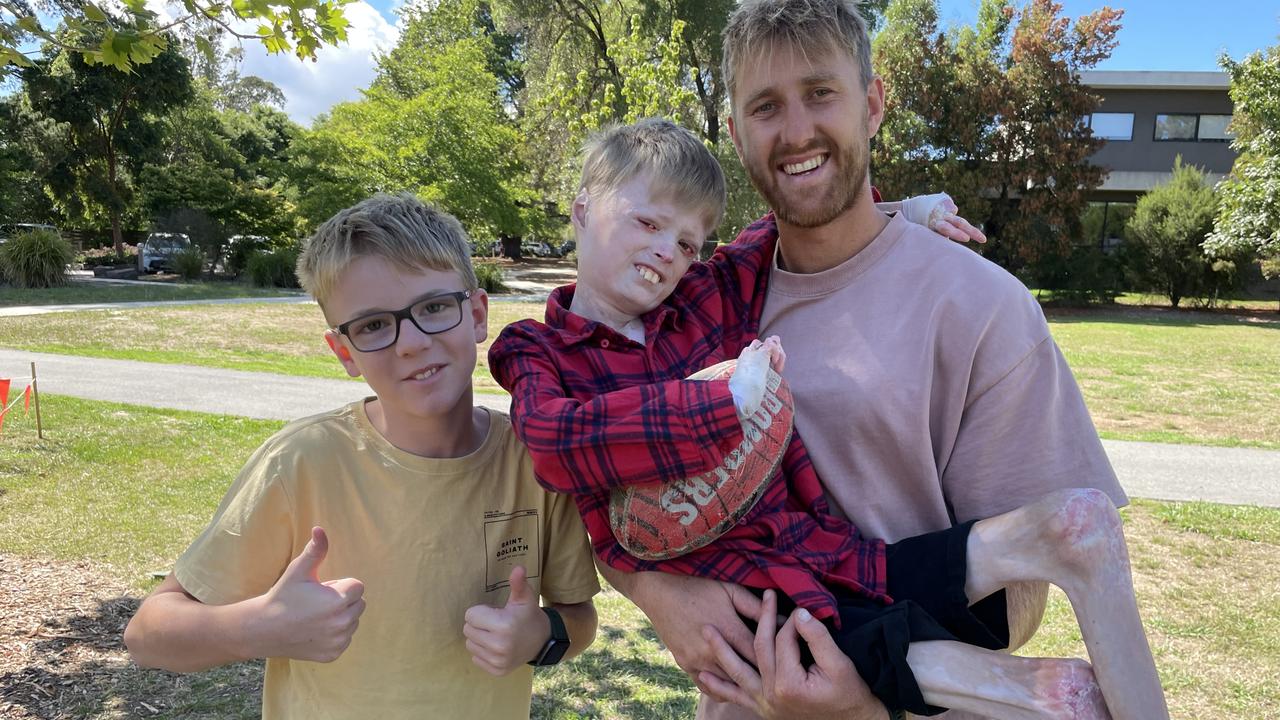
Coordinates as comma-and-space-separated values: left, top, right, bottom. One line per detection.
334, 290, 473, 352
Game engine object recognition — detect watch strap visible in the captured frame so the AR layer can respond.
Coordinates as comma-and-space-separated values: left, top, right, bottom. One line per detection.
528, 606, 570, 666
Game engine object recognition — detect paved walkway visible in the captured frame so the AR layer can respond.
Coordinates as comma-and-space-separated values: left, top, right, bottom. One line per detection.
2, 348, 1277, 509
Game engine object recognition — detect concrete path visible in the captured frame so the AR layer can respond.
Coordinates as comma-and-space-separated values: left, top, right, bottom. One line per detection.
0, 348, 511, 419
0, 295, 314, 318
2, 348, 1276, 508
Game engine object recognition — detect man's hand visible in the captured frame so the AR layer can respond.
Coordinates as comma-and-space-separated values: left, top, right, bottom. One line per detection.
463, 565, 550, 676
257, 526, 366, 663
699, 589, 888, 720
627, 572, 764, 689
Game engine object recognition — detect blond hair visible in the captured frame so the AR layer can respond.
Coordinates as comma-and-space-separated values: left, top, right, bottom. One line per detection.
721, 0, 873, 104
579, 118, 726, 232
297, 193, 478, 313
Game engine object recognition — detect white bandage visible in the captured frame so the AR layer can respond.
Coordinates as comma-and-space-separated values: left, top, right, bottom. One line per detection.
728, 343, 771, 420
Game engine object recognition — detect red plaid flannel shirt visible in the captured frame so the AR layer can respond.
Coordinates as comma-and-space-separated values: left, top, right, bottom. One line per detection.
489, 215, 889, 621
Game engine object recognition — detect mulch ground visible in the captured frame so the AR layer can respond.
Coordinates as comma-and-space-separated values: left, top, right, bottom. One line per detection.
0, 554, 260, 719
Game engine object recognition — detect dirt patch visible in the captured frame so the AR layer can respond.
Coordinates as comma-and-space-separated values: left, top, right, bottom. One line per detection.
0, 554, 261, 719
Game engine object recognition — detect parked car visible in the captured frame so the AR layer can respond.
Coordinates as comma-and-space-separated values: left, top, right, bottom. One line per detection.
0, 223, 59, 245
137, 232, 192, 273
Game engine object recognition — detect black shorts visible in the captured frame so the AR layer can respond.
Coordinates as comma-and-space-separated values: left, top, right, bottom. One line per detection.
760, 521, 1010, 716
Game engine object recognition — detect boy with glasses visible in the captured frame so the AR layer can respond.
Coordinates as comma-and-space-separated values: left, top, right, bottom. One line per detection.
125, 194, 600, 719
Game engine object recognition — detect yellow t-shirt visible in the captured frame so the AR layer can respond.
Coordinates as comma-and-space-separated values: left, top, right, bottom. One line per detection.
175, 401, 600, 720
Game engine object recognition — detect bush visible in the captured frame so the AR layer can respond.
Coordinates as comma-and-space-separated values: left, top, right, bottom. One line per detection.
225, 236, 267, 276
172, 246, 206, 280
1025, 243, 1124, 305
474, 261, 506, 293
1125, 158, 1230, 307
0, 228, 73, 288
77, 243, 139, 268
247, 248, 300, 288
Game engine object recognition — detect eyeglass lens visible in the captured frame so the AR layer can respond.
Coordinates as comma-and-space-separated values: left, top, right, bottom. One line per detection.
345, 293, 464, 351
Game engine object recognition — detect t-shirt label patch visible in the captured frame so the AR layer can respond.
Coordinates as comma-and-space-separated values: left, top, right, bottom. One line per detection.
483, 508, 541, 591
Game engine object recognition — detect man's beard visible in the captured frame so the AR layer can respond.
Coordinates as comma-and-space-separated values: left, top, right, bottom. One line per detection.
743, 131, 869, 229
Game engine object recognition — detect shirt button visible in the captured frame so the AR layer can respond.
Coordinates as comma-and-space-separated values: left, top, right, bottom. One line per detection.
600, 339, 610, 348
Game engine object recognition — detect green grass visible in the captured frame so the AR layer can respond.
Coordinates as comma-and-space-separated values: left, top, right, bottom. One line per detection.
0, 280, 302, 307
2, 398, 1277, 718
1045, 307, 1280, 449
0, 396, 284, 583
0, 300, 544, 392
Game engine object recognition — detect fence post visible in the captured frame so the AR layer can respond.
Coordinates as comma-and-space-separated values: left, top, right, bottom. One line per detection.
30, 361, 42, 439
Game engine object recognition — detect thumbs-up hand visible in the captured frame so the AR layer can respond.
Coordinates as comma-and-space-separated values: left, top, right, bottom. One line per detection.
462, 565, 549, 676
257, 527, 367, 663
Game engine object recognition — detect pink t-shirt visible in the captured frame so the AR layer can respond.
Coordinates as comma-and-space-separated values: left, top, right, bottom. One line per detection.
759, 212, 1125, 544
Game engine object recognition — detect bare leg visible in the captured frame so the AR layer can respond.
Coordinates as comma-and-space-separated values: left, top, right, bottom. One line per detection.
963, 488, 1169, 720
908, 640, 1109, 719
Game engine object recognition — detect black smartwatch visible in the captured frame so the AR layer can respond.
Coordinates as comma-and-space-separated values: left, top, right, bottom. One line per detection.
528, 607, 571, 666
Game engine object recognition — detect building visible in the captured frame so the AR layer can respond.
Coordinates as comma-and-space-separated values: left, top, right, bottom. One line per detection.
1082, 70, 1237, 204
1078, 70, 1237, 246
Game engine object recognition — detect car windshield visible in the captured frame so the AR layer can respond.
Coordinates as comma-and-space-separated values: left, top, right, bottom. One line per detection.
148, 236, 187, 250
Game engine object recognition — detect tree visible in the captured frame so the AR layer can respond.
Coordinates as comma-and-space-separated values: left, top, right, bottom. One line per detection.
1205, 40, 1280, 280
871, 0, 1121, 273
139, 81, 301, 244
1125, 158, 1229, 308
3, 0, 351, 75
0, 94, 61, 223
291, 0, 536, 240
23, 27, 193, 254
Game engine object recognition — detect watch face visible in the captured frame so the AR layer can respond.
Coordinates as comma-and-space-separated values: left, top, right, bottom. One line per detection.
538, 638, 570, 666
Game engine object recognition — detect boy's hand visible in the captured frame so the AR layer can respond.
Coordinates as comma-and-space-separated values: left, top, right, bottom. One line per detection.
901, 193, 987, 244
463, 565, 550, 676
257, 527, 366, 663
729, 337, 785, 419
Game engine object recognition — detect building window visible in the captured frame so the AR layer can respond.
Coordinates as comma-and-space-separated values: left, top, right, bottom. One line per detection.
1087, 112, 1134, 141
1198, 114, 1234, 141
1155, 114, 1198, 141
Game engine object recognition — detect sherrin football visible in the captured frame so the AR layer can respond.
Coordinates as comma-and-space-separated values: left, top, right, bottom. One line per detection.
608, 359, 794, 561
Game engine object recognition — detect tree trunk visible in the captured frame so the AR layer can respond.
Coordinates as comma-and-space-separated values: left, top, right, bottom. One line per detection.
112, 213, 123, 257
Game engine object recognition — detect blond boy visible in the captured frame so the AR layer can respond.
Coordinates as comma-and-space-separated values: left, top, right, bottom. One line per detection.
125, 194, 599, 719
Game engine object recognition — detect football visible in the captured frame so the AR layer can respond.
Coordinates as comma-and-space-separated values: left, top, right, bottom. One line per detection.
608, 359, 794, 561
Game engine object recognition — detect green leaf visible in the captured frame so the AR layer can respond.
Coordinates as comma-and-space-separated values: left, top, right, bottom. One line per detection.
84, 4, 109, 23
16, 16, 42, 33
195, 34, 216, 65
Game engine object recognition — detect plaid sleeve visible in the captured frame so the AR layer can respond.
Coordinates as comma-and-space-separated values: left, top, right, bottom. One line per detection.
490, 323, 745, 496
704, 216, 778, 350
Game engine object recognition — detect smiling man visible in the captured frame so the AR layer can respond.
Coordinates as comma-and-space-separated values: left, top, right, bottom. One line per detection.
596, 2, 1128, 719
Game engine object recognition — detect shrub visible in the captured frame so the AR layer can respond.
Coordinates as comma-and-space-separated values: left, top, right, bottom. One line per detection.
0, 228, 73, 288
247, 248, 300, 288
1125, 158, 1233, 307
1025, 243, 1124, 306
474, 261, 506, 293
77, 243, 139, 267
172, 246, 206, 280
225, 236, 267, 276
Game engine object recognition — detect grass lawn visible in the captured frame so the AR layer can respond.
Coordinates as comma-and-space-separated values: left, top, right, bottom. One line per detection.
0, 300, 545, 393
1046, 307, 1280, 449
3, 301, 1277, 446
1, 396, 1277, 718
0, 280, 302, 307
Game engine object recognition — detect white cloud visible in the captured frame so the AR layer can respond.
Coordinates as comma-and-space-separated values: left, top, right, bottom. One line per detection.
233, 1, 400, 125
